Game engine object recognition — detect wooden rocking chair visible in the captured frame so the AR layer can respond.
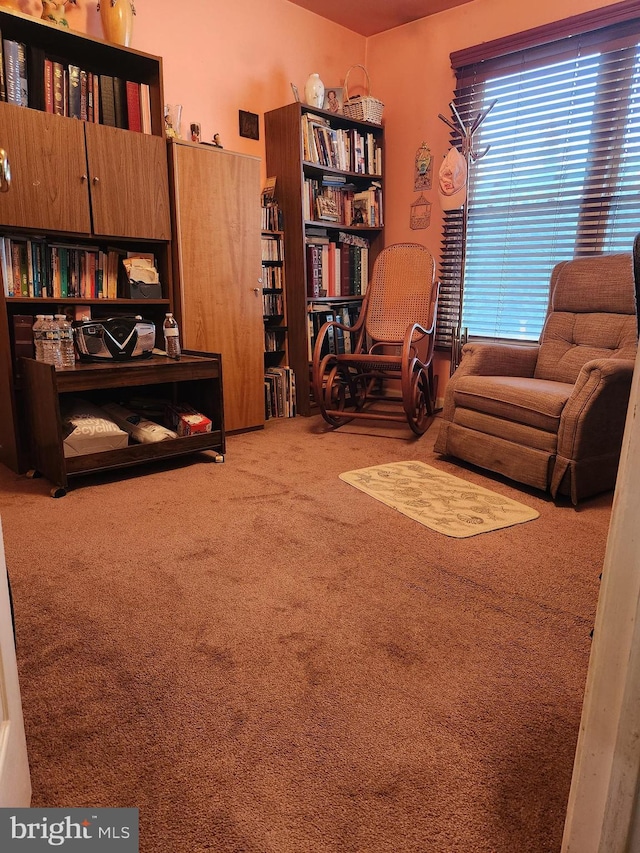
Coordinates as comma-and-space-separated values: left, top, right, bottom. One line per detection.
312, 243, 439, 435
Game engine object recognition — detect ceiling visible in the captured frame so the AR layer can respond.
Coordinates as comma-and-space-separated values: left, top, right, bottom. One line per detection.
286, 0, 474, 37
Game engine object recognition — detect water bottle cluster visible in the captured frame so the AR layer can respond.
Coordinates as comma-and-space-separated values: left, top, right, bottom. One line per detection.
32, 314, 76, 369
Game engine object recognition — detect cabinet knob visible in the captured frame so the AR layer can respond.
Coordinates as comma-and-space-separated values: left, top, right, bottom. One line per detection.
92, 176, 100, 186
80, 174, 88, 183
0, 148, 11, 192
253, 287, 260, 295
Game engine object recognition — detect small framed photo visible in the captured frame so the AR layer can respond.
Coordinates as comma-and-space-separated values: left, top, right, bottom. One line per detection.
190, 122, 201, 143
239, 110, 259, 140
323, 87, 344, 114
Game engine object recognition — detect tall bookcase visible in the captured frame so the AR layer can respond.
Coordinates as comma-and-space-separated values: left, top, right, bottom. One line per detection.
265, 102, 384, 416
0, 8, 224, 481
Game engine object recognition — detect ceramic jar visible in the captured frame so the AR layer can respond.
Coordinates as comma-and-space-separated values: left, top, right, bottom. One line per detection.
305, 73, 325, 109
98, 0, 135, 47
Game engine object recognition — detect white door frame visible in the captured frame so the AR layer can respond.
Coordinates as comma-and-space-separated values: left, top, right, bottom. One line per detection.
0, 516, 31, 807
562, 346, 640, 851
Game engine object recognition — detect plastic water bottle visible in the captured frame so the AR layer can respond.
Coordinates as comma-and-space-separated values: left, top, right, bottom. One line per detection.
163, 313, 181, 360
42, 315, 62, 368
56, 314, 75, 369
32, 314, 45, 362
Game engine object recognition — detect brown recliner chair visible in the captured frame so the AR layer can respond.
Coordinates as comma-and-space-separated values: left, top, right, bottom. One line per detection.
434, 247, 640, 503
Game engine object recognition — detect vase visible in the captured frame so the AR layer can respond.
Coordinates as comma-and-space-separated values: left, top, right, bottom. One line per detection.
41, 1, 74, 28
304, 73, 325, 109
99, 0, 134, 47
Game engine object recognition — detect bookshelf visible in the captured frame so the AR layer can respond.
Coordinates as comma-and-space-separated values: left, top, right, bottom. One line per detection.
265, 101, 384, 416
0, 8, 177, 476
261, 230, 287, 369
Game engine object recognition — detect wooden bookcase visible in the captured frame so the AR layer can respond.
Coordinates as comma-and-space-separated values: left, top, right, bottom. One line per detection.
265, 102, 384, 415
261, 229, 288, 369
0, 8, 211, 482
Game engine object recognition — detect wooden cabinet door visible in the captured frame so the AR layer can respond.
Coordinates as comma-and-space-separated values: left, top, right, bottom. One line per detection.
0, 102, 92, 234
84, 122, 171, 240
171, 143, 264, 432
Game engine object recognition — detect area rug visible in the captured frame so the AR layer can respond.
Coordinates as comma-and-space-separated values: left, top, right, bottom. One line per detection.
339, 460, 540, 537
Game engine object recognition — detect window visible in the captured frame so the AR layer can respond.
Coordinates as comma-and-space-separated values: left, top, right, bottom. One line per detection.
438, 7, 640, 348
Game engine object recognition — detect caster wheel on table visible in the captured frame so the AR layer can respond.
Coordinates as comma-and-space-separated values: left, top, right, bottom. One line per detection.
50, 487, 67, 498
26, 469, 42, 479
213, 454, 225, 463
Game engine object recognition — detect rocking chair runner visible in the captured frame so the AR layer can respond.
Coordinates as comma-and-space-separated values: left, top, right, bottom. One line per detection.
311, 243, 439, 435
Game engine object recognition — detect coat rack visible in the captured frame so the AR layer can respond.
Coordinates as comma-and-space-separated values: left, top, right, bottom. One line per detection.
438, 99, 497, 372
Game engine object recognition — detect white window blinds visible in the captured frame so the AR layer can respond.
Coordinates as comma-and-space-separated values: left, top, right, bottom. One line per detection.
438, 13, 640, 347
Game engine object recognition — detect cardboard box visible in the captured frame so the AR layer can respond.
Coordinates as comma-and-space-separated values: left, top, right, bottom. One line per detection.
165, 403, 212, 437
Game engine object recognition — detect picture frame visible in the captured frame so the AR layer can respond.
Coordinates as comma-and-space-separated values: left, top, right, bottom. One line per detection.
323, 87, 344, 115
291, 82, 300, 103
190, 122, 201, 143
239, 110, 259, 140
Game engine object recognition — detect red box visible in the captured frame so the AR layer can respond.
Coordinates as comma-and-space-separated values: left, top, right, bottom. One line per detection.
166, 403, 212, 437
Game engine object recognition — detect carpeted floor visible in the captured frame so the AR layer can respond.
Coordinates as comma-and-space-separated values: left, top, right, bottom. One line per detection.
0, 415, 610, 852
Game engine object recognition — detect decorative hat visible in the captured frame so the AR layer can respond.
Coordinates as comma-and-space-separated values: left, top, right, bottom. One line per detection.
438, 147, 467, 211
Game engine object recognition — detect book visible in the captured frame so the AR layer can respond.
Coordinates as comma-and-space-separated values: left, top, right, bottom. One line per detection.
80, 69, 88, 120
67, 64, 81, 119
125, 80, 141, 132
0, 28, 5, 102
3, 40, 20, 105
17, 41, 27, 107
52, 61, 64, 115
44, 58, 54, 113
99, 74, 116, 127
140, 83, 152, 133
113, 77, 128, 129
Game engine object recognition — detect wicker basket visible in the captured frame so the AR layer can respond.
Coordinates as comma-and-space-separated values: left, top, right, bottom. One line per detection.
343, 64, 384, 125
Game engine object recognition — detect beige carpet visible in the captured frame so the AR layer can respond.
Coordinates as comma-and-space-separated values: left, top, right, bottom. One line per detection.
340, 460, 540, 537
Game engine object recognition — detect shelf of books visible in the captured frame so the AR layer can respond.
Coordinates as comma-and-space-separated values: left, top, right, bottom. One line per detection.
0, 7, 160, 133
265, 101, 384, 416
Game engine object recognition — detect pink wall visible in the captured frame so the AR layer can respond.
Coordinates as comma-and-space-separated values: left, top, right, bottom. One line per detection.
365, 0, 625, 392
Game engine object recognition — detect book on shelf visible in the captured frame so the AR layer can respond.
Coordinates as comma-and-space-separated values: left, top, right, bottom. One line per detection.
67, 64, 81, 119
264, 366, 296, 418
3, 40, 21, 105
0, 29, 5, 102
113, 77, 128, 129
99, 74, 116, 127
140, 83, 152, 133
126, 80, 142, 132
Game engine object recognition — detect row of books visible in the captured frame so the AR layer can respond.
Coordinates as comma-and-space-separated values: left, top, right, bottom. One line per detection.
0, 236, 144, 300
261, 204, 282, 232
260, 235, 283, 261
306, 233, 370, 298
264, 366, 296, 419
307, 303, 362, 360
303, 177, 383, 228
264, 328, 287, 352
263, 291, 284, 317
0, 34, 151, 132
301, 113, 382, 175
261, 264, 283, 289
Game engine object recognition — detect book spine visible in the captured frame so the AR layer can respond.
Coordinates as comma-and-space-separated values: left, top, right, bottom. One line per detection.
80, 69, 88, 120
52, 61, 64, 115
67, 64, 81, 119
17, 42, 27, 107
125, 80, 141, 132
92, 72, 100, 123
87, 71, 93, 122
3, 40, 20, 105
99, 74, 116, 127
0, 28, 6, 102
113, 77, 128, 129
44, 58, 54, 113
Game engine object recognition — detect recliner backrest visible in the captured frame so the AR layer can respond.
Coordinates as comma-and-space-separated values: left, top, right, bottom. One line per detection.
534, 253, 638, 384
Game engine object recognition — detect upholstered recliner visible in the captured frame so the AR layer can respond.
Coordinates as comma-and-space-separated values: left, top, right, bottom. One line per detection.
434, 250, 639, 503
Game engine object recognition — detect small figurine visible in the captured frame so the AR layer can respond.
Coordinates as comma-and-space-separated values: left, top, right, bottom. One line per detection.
41, 0, 77, 28
212, 134, 223, 148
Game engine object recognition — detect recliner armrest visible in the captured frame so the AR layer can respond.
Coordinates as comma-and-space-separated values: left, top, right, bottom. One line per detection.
457, 342, 539, 377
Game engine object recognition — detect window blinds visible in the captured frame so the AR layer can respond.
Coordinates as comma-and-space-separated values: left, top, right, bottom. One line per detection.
438, 15, 640, 347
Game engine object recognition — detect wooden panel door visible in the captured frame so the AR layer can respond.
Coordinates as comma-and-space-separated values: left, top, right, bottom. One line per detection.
171, 142, 264, 432
0, 102, 91, 234
84, 122, 171, 240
